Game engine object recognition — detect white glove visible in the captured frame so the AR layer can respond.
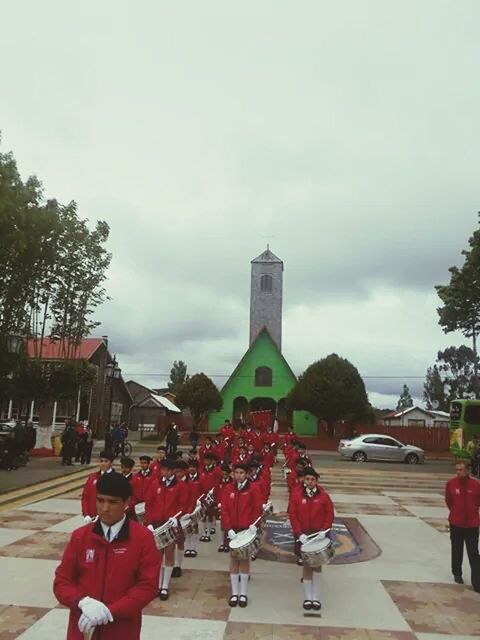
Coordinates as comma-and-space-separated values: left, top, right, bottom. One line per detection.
262, 504, 267, 509
147, 524, 155, 532
78, 597, 113, 626
78, 613, 95, 633
83, 515, 93, 524
248, 524, 257, 535
228, 529, 236, 540
299, 534, 308, 545
318, 530, 327, 539
168, 517, 178, 528
196, 499, 202, 509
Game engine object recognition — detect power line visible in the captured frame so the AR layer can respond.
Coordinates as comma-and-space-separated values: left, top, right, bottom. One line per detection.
123, 372, 426, 379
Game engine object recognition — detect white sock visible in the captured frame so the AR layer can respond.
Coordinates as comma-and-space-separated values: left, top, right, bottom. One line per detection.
158, 566, 163, 589
312, 572, 321, 601
175, 548, 183, 568
303, 579, 313, 600
217, 528, 224, 547
162, 565, 173, 590
191, 533, 198, 551
239, 573, 249, 596
185, 533, 191, 550
230, 573, 239, 596
203, 523, 209, 536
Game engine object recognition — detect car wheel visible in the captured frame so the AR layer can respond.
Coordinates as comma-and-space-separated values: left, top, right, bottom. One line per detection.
405, 453, 419, 465
353, 451, 367, 463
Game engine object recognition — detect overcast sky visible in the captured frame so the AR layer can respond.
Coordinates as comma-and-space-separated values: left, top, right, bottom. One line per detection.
2, 1, 479, 408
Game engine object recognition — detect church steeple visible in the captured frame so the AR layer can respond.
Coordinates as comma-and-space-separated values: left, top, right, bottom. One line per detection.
249, 247, 283, 351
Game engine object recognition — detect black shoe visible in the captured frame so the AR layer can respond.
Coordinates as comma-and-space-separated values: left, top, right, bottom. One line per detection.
311, 600, 321, 611
159, 589, 169, 601
303, 600, 313, 611
172, 566, 181, 578
251, 555, 256, 561
200, 535, 207, 542
454, 575, 464, 584
209, 527, 216, 535
218, 545, 225, 552
238, 595, 248, 608
184, 550, 190, 558
191, 550, 198, 557
296, 558, 303, 566
229, 595, 239, 607
204, 535, 211, 542
223, 546, 229, 553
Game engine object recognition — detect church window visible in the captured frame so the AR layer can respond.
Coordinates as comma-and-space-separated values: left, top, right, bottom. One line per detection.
255, 366, 272, 387
260, 274, 273, 292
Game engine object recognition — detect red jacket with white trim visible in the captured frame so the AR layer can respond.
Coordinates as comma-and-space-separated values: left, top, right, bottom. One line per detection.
288, 485, 335, 539
220, 480, 263, 532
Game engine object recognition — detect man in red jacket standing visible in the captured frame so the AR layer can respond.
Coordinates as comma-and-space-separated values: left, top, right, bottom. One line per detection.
81, 451, 116, 522
221, 462, 263, 608
54, 473, 160, 640
288, 466, 335, 611
445, 460, 480, 590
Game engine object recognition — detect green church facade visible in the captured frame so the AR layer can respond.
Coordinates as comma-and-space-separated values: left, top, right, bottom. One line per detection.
208, 329, 316, 434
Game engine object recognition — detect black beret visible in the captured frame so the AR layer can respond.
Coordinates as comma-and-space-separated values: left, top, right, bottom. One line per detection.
120, 457, 135, 468
233, 462, 249, 472
303, 466, 319, 478
139, 455, 152, 463
99, 450, 115, 462
96, 472, 132, 499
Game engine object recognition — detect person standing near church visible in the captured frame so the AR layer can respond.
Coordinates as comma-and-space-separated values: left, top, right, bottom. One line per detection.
54, 473, 160, 639
445, 460, 480, 591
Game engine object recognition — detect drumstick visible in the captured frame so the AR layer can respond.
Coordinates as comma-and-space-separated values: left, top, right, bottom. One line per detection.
297, 528, 331, 543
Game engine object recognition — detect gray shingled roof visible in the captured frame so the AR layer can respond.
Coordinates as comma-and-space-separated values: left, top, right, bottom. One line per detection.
251, 247, 283, 264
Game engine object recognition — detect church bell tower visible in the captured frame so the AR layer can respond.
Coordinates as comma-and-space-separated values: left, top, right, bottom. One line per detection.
249, 246, 283, 351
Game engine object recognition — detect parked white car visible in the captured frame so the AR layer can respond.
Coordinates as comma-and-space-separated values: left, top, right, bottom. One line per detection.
338, 434, 425, 464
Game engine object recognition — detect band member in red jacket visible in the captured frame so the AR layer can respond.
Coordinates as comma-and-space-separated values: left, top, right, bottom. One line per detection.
81, 451, 116, 521
54, 472, 160, 640
199, 453, 222, 541
149, 446, 167, 478
262, 443, 275, 469
198, 437, 215, 471
133, 455, 154, 504
144, 459, 188, 601
263, 427, 279, 458
215, 464, 233, 552
219, 419, 235, 441
288, 467, 335, 612
445, 460, 480, 590
221, 462, 263, 608
185, 459, 202, 557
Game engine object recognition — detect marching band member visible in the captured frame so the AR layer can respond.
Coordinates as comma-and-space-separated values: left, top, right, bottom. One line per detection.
232, 442, 249, 467
288, 466, 335, 611
219, 419, 235, 441
185, 459, 201, 557
241, 424, 255, 447
221, 462, 263, 608
263, 426, 279, 459
249, 457, 270, 504
54, 473, 160, 639
120, 457, 138, 520
215, 464, 233, 552
296, 442, 313, 468
81, 451, 116, 522
199, 453, 222, 542
144, 459, 188, 601
262, 443, 275, 469
172, 460, 192, 577
150, 446, 167, 477
134, 455, 154, 503
198, 437, 214, 471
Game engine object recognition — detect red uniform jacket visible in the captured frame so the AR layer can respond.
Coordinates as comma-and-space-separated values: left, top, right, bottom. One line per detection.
144, 477, 188, 526
231, 451, 250, 467
187, 472, 202, 505
445, 476, 480, 528
220, 425, 235, 441
262, 450, 275, 468
221, 480, 263, 532
53, 518, 160, 640
199, 465, 222, 495
214, 476, 232, 505
81, 470, 117, 518
149, 459, 163, 478
263, 431, 279, 449
288, 485, 335, 539
251, 474, 269, 503
133, 470, 154, 503
241, 429, 255, 445
198, 444, 215, 470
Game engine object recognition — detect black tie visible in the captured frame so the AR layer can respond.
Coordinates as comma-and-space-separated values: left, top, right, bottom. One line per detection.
107, 527, 112, 541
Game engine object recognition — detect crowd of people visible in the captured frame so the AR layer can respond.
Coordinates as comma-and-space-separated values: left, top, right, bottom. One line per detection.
60, 419, 94, 466
52, 420, 480, 639
54, 421, 337, 638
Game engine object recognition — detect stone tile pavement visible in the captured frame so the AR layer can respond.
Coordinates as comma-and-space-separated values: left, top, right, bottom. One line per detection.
0, 463, 478, 639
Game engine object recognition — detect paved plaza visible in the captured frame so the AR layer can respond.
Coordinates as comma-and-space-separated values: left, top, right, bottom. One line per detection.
0, 460, 478, 639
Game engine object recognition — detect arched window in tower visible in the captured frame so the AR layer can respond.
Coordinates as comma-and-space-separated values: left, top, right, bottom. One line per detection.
255, 366, 273, 387
260, 274, 273, 292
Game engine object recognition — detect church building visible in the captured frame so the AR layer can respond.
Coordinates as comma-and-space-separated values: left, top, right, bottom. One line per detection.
209, 248, 316, 434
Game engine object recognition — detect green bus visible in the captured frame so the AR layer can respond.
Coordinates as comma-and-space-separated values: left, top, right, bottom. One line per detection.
449, 399, 480, 456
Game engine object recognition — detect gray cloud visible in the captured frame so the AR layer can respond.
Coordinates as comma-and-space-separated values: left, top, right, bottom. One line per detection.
1, 1, 479, 407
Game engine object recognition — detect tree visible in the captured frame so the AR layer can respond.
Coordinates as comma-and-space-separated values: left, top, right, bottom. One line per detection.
396, 384, 414, 410
168, 360, 188, 395
175, 373, 222, 425
423, 365, 447, 411
287, 354, 370, 437
436, 213, 480, 392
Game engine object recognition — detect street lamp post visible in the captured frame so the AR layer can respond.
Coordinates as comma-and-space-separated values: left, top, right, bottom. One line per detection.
106, 355, 121, 430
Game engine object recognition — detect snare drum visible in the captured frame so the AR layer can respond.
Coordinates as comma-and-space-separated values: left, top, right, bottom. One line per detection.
300, 535, 335, 568
229, 528, 261, 560
180, 514, 194, 535
153, 521, 178, 550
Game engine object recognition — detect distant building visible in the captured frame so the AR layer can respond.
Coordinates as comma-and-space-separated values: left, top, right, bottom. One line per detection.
209, 248, 316, 434
382, 406, 449, 428
126, 381, 182, 436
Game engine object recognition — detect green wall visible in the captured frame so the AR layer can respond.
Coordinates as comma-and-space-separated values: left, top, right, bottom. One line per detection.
208, 330, 316, 435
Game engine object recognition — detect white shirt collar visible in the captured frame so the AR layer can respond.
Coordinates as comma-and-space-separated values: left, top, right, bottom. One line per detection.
237, 479, 247, 490
100, 515, 126, 543
100, 468, 113, 475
